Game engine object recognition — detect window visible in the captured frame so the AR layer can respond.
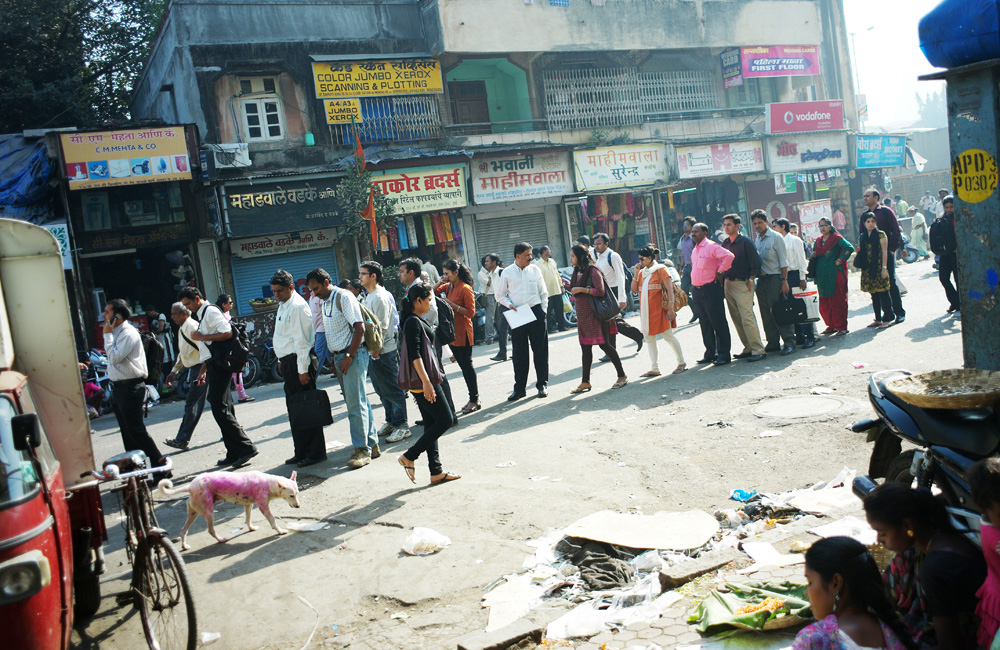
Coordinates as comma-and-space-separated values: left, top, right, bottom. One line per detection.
238, 77, 285, 142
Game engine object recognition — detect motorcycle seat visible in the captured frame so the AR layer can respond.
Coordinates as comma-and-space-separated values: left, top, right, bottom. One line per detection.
885, 390, 1000, 457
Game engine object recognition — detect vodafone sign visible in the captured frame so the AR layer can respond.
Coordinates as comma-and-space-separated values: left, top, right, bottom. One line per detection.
765, 100, 845, 134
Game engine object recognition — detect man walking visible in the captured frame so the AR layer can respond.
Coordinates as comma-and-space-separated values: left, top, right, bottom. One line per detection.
534, 245, 567, 333
689, 224, 735, 366
929, 195, 961, 313
179, 287, 257, 467
750, 210, 795, 356
934, 188, 949, 218
773, 218, 816, 348
496, 242, 549, 401
306, 268, 378, 469
920, 190, 936, 212
591, 233, 643, 355
676, 217, 698, 323
477, 253, 501, 344
309, 292, 330, 374
361, 261, 411, 443
271, 270, 326, 467
163, 302, 207, 450
720, 214, 766, 362
863, 189, 906, 323
103, 299, 170, 473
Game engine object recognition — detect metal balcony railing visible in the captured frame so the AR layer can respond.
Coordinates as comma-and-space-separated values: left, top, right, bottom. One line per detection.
332, 96, 442, 145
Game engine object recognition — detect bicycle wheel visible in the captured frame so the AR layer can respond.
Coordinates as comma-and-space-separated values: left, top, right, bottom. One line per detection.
135, 535, 197, 650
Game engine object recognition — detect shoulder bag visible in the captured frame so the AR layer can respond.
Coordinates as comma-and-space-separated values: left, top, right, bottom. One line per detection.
287, 389, 334, 430
396, 322, 445, 391
586, 267, 621, 322
657, 268, 688, 311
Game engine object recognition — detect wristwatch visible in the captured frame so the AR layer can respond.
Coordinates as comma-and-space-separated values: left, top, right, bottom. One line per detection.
345, 352, 353, 358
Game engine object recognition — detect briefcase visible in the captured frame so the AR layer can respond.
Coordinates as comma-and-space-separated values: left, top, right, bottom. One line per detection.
773, 294, 815, 326
287, 389, 334, 430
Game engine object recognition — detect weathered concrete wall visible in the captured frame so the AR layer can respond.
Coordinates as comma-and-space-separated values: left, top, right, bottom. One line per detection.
430, 0, 822, 53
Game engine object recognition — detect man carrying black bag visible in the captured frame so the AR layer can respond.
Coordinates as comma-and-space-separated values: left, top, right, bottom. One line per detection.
271, 269, 327, 467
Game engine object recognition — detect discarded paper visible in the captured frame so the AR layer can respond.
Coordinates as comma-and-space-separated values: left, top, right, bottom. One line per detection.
563, 510, 719, 550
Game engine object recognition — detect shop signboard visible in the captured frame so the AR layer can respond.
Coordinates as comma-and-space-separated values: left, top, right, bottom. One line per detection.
231, 227, 339, 259
371, 165, 467, 214
573, 144, 668, 191
741, 46, 821, 78
77, 222, 191, 255
41, 222, 73, 270
60, 126, 192, 191
765, 100, 844, 134
472, 152, 573, 204
855, 134, 906, 168
225, 179, 346, 238
312, 59, 443, 98
676, 141, 764, 179
324, 99, 362, 124
766, 132, 849, 173
721, 47, 743, 89
797, 199, 832, 240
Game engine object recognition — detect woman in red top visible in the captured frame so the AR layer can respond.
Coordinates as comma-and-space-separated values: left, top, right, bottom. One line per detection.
568, 244, 627, 393
436, 259, 480, 414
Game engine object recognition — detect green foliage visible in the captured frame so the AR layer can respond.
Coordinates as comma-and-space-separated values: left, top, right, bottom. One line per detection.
0, 0, 167, 132
334, 155, 397, 249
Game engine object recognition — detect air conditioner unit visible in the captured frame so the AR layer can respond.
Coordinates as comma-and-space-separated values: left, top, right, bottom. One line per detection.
208, 143, 251, 169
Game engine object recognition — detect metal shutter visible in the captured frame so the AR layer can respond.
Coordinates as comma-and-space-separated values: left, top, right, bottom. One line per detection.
473, 213, 549, 264
230, 248, 339, 317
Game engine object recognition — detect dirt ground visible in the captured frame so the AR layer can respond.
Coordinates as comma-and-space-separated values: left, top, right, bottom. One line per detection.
72, 260, 962, 650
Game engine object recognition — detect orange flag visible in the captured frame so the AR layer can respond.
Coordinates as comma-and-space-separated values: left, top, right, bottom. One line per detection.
360, 185, 377, 248
354, 132, 366, 170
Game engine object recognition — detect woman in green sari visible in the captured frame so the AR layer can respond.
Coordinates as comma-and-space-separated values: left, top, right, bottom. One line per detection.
809, 217, 855, 335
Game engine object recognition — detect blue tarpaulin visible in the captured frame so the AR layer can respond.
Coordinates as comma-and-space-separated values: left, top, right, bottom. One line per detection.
0, 134, 53, 223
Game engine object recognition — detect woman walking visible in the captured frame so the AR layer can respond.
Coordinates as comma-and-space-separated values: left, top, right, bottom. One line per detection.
436, 259, 480, 414
568, 244, 627, 393
857, 212, 895, 329
630, 246, 685, 376
216, 294, 254, 403
397, 283, 460, 485
810, 217, 854, 336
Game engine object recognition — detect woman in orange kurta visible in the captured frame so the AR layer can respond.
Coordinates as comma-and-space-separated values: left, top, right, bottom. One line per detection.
630, 245, 686, 377
436, 259, 479, 414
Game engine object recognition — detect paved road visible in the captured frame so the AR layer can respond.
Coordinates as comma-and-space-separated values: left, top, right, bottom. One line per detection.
72, 259, 963, 650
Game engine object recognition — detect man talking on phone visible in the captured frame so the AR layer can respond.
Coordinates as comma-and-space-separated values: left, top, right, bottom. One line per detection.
102, 299, 170, 476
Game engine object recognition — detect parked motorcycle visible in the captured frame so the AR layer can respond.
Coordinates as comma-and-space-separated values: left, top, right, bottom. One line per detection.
851, 369, 999, 546
87, 348, 113, 412
897, 232, 920, 264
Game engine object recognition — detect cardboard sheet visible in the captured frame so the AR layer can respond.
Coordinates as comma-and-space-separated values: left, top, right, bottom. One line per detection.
787, 486, 859, 514
563, 510, 719, 550
808, 516, 877, 546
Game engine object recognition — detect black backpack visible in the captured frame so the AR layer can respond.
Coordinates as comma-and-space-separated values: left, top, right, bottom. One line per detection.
140, 331, 164, 386
928, 217, 948, 255
207, 305, 251, 373
435, 295, 456, 343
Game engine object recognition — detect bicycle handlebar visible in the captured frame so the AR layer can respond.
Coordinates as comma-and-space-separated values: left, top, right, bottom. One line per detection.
83, 456, 173, 483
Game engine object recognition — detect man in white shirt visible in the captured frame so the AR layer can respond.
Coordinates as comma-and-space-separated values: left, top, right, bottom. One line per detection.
773, 218, 816, 349
271, 270, 326, 467
477, 253, 501, 345
919, 190, 936, 212
163, 302, 207, 450
179, 287, 258, 468
420, 257, 440, 284
103, 298, 168, 473
306, 268, 379, 469
309, 293, 330, 374
360, 261, 411, 444
534, 245, 567, 333
590, 233, 644, 358
495, 241, 549, 401
934, 188, 949, 218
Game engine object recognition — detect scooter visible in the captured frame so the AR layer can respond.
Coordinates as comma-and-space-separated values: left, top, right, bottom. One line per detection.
87, 348, 113, 411
850, 369, 999, 546
897, 233, 921, 264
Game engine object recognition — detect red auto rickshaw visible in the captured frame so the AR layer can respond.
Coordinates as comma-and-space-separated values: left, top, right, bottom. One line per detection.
0, 218, 107, 650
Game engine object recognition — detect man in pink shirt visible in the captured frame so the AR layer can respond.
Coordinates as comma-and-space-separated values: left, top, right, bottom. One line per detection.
690, 222, 736, 365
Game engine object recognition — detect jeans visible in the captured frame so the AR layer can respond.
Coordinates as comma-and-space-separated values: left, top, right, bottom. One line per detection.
496, 304, 509, 357
281, 352, 326, 461
404, 383, 454, 477
315, 332, 330, 373
206, 361, 256, 459
111, 378, 164, 464
938, 252, 961, 310
483, 294, 497, 341
333, 349, 377, 454
368, 349, 408, 426
175, 364, 207, 442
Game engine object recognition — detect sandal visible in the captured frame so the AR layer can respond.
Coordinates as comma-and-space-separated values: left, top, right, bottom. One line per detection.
238, 396, 255, 403
570, 383, 592, 394
460, 401, 482, 415
640, 371, 661, 378
397, 455, 416, 484
430, 472, 462, 485
672, 364, 687, 375
611, 377, 628, 389
867, 321, 882, 328
878, 321, 894, 329
821, 327, 836, 335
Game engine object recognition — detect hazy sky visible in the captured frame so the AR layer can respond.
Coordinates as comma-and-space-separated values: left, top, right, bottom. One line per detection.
842, 0, 946, 129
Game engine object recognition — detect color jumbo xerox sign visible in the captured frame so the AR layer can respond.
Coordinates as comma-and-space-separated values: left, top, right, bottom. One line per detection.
60, 127, 193, 190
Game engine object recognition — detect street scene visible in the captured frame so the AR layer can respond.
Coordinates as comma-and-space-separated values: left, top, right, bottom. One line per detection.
1, 1, 999, 650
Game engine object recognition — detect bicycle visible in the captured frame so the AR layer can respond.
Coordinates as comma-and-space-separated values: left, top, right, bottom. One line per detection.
89, 452, 197, 650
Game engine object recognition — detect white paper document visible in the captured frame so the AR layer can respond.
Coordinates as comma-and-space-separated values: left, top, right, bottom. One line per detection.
503, 306, 538, 330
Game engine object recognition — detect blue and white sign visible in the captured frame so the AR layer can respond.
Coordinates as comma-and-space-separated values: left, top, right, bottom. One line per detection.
855, 135, 906, 168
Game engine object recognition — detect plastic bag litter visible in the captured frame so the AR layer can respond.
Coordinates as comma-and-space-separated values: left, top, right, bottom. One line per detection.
287, 521, 331, 532
402, 527, 451, 555
546, 576, 681, 639
730, 489, 758, 502
201, 632, 221, 644
631, 550, 665, 573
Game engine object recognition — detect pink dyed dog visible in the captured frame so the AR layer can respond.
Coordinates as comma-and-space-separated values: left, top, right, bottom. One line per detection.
157, 470, 300, 550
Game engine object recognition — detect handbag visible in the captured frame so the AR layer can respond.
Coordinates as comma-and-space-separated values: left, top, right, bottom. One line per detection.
287, 389, 334, 430
657, 268, 688, 311
773, 293, 811, 326
396, 323, 444, 391
806, 255, 819, 280
586, 267, 621, 322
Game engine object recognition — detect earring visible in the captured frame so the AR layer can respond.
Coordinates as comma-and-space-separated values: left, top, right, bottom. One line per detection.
834, 591, 841, 612
906, 529, 914, 537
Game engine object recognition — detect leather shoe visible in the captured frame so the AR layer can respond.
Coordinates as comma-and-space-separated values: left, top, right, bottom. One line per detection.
696, 356, 715, 364
894, 316, 906, 324
216, 457, 236, 466
636, 338, 644, 352
507, 391, 526, 402
733, 352, 751, 359
537, 386, 548, 398
802, 339, 816, 349
491, 354, 507, 362
747, 354, 765, 362
599, 355, 610, 362
780, 345, 795, 356
689, 314, 699, 323
285, 456, 302, 465
297, 456, 327, 468
764, 345, 781, 353
230, 450, 259, 467
712, 357, 731, 366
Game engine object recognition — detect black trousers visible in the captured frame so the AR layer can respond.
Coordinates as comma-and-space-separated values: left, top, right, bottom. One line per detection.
871, 291, 895, 323
432, 338, 456, 413
205, 361, 255, 459
404, 384, 454, 476
938, 252, 961, 310
511, 304, 549, 392
886, 255, 905, 318
787, 270, 816, 343
281, 353, 326, 461
609, 317, 643, 350
111, 378, 163, 464
546, 294, 567, 332
449, 340, 479, 403
496, 304, 510, 357
692, 282, 731, 360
